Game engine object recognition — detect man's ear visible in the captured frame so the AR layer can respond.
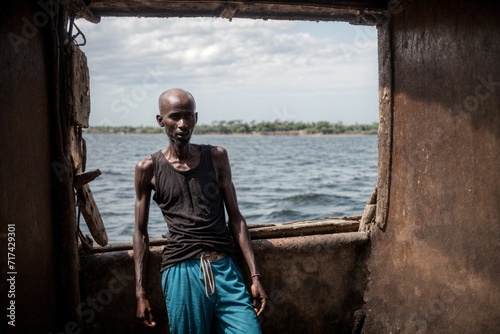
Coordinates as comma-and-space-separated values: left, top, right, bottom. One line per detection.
156, 114, 164, 127
195, 112, 198, 125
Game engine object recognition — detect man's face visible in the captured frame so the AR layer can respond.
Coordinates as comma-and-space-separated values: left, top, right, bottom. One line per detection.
157, 100, 197, 147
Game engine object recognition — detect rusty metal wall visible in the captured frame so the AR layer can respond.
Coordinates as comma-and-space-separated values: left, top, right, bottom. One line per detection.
79, 232, 369, 333
0, 1, 59, 332
362, 0, 500, 332
1, 1, 82, 332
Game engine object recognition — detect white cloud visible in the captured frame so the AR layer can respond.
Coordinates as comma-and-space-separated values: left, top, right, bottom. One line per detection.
76, 17, 378, 126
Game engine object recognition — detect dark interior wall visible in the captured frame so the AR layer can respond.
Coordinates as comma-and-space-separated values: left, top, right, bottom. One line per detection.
363, 0, 500, 333
0, 1, 59, 332
79, 232, 369, 334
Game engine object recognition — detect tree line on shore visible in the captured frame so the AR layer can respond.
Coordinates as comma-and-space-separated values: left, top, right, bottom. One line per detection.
86, 120, 379, 135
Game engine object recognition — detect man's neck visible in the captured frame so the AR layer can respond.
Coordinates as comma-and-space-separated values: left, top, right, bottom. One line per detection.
165, 142, 202, 171
167, 141, 191, 160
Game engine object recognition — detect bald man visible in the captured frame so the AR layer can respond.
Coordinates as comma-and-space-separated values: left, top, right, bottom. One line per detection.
133, 88, 267, 333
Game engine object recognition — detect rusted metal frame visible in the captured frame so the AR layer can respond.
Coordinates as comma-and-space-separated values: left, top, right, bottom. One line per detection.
375, 18, 393, 230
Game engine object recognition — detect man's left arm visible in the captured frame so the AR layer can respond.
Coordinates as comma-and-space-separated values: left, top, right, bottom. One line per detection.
212, 146, 267, 316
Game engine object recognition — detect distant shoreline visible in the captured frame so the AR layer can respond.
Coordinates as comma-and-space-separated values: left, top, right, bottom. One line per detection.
84, 131, 377, 137
84, 121, 379, 136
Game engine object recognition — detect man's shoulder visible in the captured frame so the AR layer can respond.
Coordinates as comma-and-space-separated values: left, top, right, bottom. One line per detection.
207, 145, 228, 157
207, 145, 230, 171
134, 155, 155, 187
135, 155, 154, 172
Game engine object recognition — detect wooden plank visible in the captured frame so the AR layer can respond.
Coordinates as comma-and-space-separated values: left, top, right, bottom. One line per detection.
248, 219, 360, 239
70, 45, 91, 128
73, 169, 102, 189
359, 187, 377, 231
69, 125, 84, 173
77, 184, 108, 246
375, 21, 393, 230
359, 204, 376, 231
87, 0, 388, 23
86, 222, 364, 254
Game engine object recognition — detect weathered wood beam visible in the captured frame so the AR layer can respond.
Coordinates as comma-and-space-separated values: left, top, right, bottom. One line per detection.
219, 2, 239, 20
249, 219, 360, 239
359, 187, 377, 231
375, 19, 393, 230
71, 0, 102, 23
86, 0, 388, 24
69, 45, 90, 128
83, 217, 361, 253
73, 169, 102, 189
76, 184, 108, 246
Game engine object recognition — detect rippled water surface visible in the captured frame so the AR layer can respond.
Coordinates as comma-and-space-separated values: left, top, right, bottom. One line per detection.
81, 134, 378, 242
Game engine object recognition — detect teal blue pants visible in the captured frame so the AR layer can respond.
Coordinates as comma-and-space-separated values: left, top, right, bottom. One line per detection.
161, 256, 262, 334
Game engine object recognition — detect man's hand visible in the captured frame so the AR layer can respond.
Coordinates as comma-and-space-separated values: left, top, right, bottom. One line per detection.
250, 278, 267, 317
136, 297, 156, 328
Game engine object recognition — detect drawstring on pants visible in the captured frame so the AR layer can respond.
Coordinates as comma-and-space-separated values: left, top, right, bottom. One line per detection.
200, 254, 216, 296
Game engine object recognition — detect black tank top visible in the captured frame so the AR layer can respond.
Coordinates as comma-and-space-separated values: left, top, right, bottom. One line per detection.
151, 145, 234, 271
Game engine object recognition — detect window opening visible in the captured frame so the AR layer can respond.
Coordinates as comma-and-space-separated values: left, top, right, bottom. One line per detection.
75, 17, 379, 244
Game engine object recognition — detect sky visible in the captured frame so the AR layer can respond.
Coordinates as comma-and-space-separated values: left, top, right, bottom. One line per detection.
76, 17, 378, 127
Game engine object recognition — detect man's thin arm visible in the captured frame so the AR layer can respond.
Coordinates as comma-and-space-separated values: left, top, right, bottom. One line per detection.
212, 146, 267, 315
225, 182, 259, 275
133, 158, 156, 327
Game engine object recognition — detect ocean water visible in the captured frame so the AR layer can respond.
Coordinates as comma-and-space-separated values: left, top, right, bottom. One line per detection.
80, 134, 378, 243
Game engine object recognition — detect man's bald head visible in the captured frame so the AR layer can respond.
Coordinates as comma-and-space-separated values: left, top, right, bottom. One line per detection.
158, 88, 196, 115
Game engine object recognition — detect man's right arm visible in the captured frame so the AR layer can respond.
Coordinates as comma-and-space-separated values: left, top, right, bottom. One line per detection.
133, 157, 156, 327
